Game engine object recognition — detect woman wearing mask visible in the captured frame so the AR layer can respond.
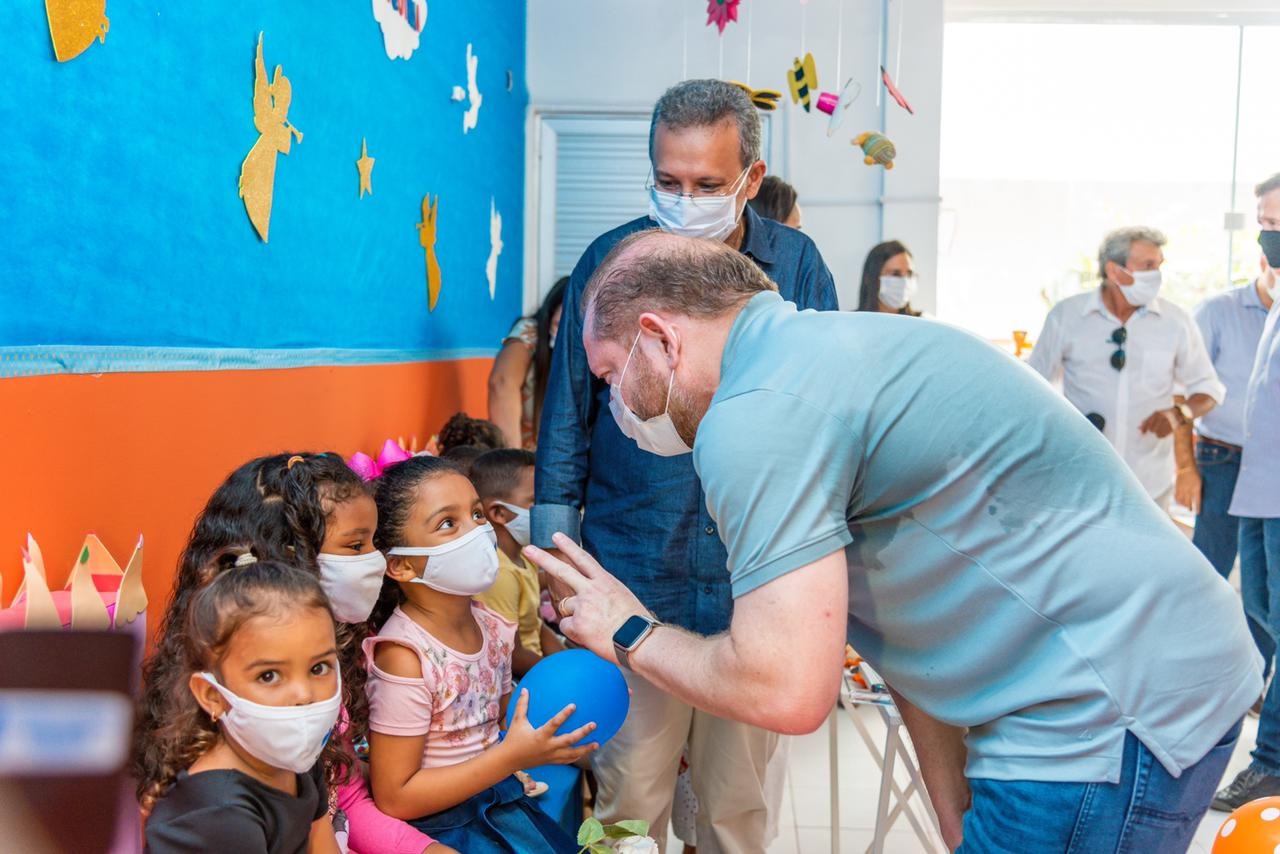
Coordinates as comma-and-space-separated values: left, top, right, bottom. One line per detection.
857, 240, 923, 316
487, 278, 568, 449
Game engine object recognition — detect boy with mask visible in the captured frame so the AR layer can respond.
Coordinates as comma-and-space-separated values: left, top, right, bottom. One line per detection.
473, 449, 562, 674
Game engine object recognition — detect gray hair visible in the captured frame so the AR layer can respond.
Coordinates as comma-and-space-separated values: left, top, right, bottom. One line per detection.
1097, 226, 1167, 280
582, 231, 778, 343
1257, 173, 1280, 198
649, 79, 762, 169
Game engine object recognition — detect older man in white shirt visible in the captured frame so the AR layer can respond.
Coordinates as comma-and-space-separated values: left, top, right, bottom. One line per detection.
1030, 226, 1224, 509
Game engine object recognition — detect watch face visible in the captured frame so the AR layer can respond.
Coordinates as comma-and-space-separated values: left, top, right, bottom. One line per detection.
613, 615, 652, 649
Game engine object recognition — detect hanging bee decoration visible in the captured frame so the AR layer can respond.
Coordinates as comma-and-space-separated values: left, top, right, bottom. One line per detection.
787, 53, 819, 112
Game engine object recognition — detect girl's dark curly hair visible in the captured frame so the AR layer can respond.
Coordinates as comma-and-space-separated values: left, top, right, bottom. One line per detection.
136, 549, 337, 815
437, 412, 507, 454
133, 452, 372, 805
368, 455, 466, 631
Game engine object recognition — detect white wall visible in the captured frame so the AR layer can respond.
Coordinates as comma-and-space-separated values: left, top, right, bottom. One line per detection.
525, 0, 945, 311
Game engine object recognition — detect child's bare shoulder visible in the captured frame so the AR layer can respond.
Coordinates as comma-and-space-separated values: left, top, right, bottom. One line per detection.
372, 641, 424, 679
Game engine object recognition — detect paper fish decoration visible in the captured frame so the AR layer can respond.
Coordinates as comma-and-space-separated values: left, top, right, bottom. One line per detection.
730, 81, 781, 111
416, 194, 442, 310
815, 78, 861, 137
45, 0, 109, 62
880, 66, 914, 115
239, 33, 303, 243
706, 0, 740, 33
854, 131, 896, 169
788, 53, 819, 113
348, 438, 415, 481
1, 533, 146, 633
458, 43, 482, 134
356, 138, 375, 199
486, 198, 503, 300
372, 0, 426, 61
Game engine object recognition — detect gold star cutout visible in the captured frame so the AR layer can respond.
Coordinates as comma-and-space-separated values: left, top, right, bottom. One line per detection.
356, 138, 375, 199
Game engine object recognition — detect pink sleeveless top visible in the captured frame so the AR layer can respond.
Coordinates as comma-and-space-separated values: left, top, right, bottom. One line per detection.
364, 603, 515, 769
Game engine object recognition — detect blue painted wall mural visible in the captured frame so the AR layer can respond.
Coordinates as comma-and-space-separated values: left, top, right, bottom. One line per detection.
0, 1, 528, 375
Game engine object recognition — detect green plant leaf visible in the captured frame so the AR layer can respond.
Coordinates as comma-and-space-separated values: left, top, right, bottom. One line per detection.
603, 826, 633, 839
589, 845, 613, 854
577, 817, 605, 847
614, 820, 650, 837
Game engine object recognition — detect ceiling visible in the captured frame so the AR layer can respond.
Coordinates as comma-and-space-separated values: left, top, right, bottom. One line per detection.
945, 0, 1280, 24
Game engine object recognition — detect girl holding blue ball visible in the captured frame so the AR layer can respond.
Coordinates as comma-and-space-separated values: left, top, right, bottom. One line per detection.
364, 455, 594, 852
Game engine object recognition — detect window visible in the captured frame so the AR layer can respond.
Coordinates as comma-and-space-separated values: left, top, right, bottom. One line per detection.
938, 22, 1273, 344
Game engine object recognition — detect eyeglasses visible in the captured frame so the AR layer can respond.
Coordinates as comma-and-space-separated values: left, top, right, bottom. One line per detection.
1109, 327, 1127, 371
645, 166, 750, 200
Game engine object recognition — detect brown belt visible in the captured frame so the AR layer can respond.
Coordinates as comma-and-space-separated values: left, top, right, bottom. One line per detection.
1199, 436, 1242, 453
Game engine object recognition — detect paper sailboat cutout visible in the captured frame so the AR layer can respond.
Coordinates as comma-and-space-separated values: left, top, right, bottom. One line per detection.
2, 533, 146, 632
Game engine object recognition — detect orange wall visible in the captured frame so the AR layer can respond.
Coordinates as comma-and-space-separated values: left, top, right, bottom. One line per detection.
0, 359, 492, 642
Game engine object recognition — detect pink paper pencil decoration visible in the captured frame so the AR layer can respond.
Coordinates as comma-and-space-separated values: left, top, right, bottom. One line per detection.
880, 65, 914, 115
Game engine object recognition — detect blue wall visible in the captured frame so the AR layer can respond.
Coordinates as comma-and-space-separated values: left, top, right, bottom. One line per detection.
0, 1, 527, 372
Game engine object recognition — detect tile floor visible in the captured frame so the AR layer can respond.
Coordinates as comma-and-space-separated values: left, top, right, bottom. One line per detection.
659, 706, 1256, 853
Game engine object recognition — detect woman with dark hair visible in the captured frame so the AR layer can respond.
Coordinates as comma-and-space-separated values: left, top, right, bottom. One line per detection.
747, 175, 802, 229
487, 277, 568, 449
857, 239, 922, 316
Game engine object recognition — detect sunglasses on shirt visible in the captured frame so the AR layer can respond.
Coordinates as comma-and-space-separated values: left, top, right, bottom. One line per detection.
1109, 327, 1126, 371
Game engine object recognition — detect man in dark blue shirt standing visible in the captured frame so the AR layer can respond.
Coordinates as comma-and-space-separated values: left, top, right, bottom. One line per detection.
531, 79, 838, 853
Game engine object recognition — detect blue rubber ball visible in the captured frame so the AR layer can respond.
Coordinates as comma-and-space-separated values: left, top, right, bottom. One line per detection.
505, 649, 630, 746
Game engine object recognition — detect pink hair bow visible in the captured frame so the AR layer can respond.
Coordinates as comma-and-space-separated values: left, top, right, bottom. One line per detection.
347, 438, 414, 481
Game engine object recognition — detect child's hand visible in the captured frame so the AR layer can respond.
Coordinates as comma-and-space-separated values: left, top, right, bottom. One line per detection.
501, 688, 598, 768
514, 769, 549, 797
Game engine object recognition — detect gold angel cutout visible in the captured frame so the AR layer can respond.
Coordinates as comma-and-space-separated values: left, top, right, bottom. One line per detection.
416, 194, 443, 311
46, 0, 109, 62
239, 33, 303, 243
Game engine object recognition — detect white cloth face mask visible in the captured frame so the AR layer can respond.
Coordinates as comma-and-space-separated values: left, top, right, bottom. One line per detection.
647, 168, 749, 242
607, 332, 692, 457
494, 502, 531, 547
879, 275, 918, 310
388, 524, 500, 596
316, 551, 387, 623
1120, 269, 1163, 306
199, 671, 342, 774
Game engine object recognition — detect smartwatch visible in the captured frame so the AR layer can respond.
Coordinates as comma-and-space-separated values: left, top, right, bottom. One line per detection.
613, 614, 662, 671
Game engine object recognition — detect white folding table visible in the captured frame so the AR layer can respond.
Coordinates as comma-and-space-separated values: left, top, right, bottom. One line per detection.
827, 671, 947, 854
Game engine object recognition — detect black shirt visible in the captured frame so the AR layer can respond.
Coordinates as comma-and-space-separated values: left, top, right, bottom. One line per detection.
144, 762, 327, 853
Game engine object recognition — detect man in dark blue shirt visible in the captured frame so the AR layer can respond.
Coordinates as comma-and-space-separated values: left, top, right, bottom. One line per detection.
531, 79, 837, 853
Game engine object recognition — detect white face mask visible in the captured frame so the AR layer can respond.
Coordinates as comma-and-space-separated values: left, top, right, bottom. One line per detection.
494, 502, 531, 548
647, 168, 749, 242
388, 524, 500, 596
199, 671, 341, 774
316, 551, 387, 623
1120, 268, 1163, 306
879, 275, 918, 310
608, 332, 692, 457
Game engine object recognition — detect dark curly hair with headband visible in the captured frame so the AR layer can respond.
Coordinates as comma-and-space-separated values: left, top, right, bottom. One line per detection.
133, 452, 372, 807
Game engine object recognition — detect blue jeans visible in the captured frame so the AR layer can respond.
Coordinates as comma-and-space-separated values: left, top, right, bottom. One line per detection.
1193, 441, 1243, 579
958, 722, 1241, 854
1194, 442, 1274, 674
1244, 517, 1280, 773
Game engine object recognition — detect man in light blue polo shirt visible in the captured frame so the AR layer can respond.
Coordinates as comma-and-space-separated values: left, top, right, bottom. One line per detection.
527, 231, 1261, 853
1192, 267, 1273, 579
1214, 174, 1280, 810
